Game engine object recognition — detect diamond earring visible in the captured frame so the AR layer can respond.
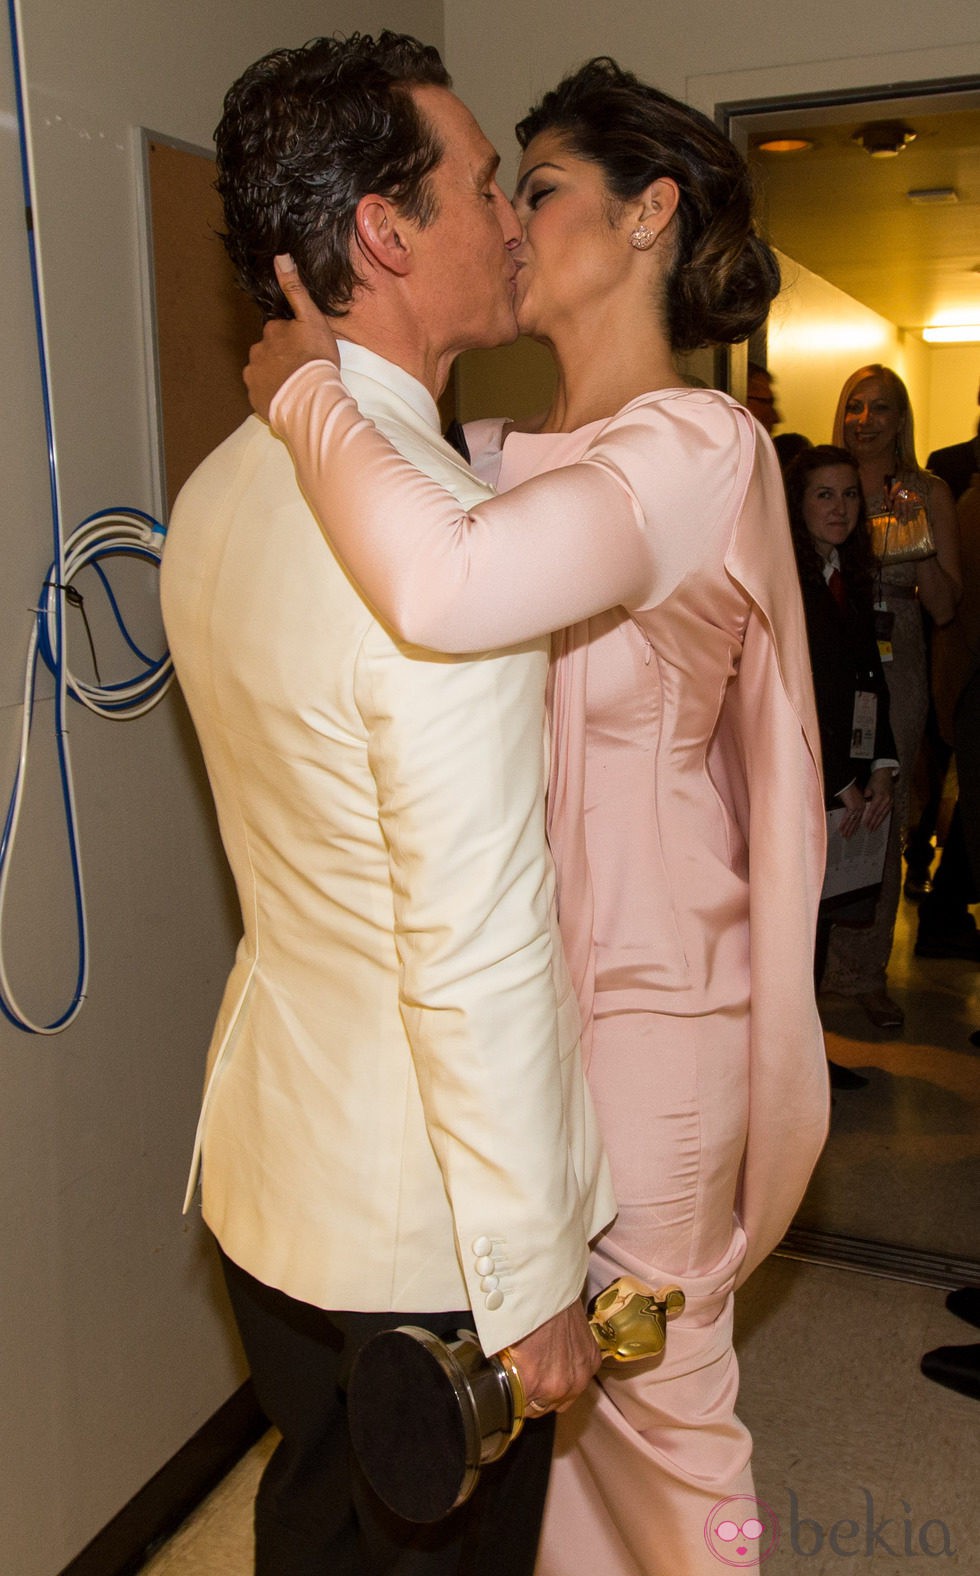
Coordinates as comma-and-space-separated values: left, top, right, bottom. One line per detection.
629, 224, 656, 251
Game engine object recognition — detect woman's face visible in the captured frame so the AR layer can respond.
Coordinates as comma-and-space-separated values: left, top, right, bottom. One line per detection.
802, 465, 862, 559
842, 375, 902, 466
511, 131, 636, 340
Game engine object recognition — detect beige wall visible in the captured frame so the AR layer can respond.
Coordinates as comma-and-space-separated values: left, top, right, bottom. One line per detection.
0, 4, 440, 1572
926, 348, 980, 455
445, 5, 980, 191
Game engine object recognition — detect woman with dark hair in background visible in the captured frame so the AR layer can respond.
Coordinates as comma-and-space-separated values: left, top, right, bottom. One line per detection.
246, 58, 829, 1574
819, 365, 960, 1030
785, 445, 897, 1086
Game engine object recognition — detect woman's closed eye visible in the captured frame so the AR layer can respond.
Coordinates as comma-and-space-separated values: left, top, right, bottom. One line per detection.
526, 185, 555, 209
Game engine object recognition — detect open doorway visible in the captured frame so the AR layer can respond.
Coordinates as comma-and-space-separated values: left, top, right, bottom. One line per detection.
720, 79, 980, 1285
721, 78, 980, 454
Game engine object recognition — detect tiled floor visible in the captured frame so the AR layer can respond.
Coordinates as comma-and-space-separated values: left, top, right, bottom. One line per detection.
805, 895, 980, 1267
141, 1434, 271, 1574
142, 895, 980, 1573
735, 1259, 979, 1574
141, 1261, 980, 1574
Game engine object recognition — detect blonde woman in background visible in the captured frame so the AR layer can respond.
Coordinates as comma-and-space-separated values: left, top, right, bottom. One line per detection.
820, 364, 960, 1029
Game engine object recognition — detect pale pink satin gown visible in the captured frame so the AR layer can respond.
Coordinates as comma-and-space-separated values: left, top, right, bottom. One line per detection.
270, 370, 830, 1576
468, 414, 817, 1576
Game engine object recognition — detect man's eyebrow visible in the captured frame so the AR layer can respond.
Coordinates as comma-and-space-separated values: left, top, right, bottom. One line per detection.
513, 161, 563, 199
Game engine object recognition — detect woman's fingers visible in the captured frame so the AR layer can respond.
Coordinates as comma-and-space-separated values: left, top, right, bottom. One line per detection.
274, 254, 317, 321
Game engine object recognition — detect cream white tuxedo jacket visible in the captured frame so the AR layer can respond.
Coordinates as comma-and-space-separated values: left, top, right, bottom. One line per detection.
161, 343, 613, 1353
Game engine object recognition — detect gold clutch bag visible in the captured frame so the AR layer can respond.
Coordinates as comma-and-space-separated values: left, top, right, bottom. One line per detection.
868, 500, 935, 565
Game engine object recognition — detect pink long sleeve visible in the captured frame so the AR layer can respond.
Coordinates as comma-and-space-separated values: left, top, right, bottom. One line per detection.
270, 362, 742, 653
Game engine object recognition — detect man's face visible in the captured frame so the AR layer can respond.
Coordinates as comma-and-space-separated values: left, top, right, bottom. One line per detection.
746, 370, 781, 434
406, 86, 522, 362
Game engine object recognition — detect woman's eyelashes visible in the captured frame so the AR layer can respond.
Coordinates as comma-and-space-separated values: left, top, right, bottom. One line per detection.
526, 185, 555, 210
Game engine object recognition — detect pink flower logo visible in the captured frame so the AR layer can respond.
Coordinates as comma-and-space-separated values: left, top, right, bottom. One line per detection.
704, 1496, 780, 1566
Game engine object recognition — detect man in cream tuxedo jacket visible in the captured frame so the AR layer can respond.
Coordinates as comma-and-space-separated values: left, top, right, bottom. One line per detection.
161, 34, 613, 1575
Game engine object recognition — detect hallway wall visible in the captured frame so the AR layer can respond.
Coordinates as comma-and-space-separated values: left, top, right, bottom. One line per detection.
0, 5, 439, 1572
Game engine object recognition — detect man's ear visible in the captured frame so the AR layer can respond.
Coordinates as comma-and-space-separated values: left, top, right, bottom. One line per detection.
354, 195, 413, 278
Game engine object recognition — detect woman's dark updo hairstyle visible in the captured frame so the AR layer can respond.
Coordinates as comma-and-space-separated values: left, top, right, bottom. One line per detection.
784, 444, 877, 599
515, 57, 780, 353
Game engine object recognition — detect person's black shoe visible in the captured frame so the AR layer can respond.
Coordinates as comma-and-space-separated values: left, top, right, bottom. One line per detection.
902, 849, 933, 900
828, 1060, 869, 1090
946, 1287, 980, 1330
903, 873, 933, 901
920, 1343, 980, 1401
856, 991, 904, 1030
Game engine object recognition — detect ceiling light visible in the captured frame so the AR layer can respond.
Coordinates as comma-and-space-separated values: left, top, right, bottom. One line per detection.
922, 325, 980, 344
755, 137, 813, 154
853, 121, 916, 157
906, 187, 958, 205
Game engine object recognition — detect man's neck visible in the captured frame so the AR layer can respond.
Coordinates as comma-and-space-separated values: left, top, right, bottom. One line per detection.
332, 305, 451, 402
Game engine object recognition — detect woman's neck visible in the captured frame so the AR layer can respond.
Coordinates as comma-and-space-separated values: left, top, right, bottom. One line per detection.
857, 453, 899, 495
521, 313, 682, 434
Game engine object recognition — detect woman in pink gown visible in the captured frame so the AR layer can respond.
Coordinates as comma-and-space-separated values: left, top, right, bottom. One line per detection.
246, 58, 829, 1576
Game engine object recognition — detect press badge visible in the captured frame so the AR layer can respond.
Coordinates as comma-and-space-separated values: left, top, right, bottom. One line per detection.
874, 602, 894, 664
850, 692, 877, 759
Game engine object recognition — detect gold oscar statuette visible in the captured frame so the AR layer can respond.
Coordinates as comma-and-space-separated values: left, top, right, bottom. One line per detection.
347, 1276, 685, 1522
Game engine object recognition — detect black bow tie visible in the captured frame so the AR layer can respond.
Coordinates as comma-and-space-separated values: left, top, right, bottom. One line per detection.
444, 419, 470, 463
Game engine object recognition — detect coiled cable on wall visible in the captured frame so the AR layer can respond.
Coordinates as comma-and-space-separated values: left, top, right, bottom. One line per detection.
1, 0, 173, 1033
35, 508, 171, 718
0, 510, 172, 1034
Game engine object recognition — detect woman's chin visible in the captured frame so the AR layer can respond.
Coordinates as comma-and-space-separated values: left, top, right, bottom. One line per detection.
849, 437, 889, 461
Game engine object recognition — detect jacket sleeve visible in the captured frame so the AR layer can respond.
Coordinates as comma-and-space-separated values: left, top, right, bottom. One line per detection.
355, 623, 603, 1352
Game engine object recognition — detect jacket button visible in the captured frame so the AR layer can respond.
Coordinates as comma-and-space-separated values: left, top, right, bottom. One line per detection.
475, 1255, 495, 1276
480, 1275, 499, 1292
472, 1236, 492, 1256
485, 1289, 504, 1310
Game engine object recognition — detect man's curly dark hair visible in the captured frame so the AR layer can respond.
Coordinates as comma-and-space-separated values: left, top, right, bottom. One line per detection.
215, 32, 451, 319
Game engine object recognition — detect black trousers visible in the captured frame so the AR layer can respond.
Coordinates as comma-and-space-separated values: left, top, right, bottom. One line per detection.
219, 1246, 556, 1576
